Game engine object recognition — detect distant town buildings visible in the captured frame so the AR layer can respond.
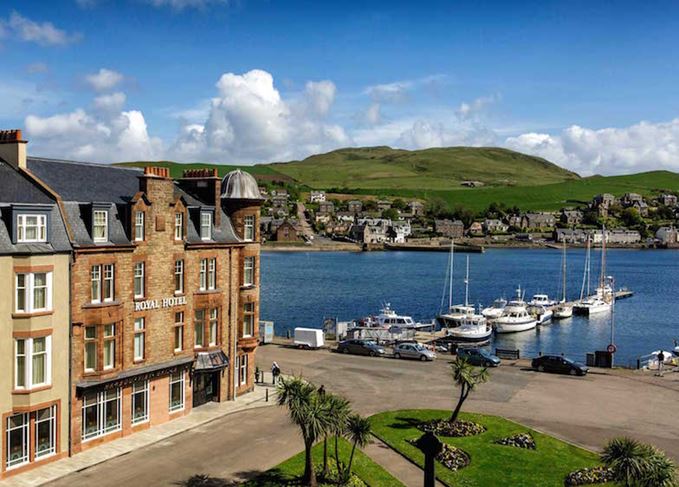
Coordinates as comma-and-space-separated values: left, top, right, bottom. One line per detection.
309, 190, 326, 203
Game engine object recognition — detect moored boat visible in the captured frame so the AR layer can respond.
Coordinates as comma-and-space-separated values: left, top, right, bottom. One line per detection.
482, 298, 507, 320
444, 314, 492, 343
493, 286, 538, 334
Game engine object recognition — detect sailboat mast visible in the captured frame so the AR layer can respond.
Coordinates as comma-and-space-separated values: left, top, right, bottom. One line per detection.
600, 225, 607, 290
448, 239, 454, 310
464, 256, 470, 307
562, 241, 567, 302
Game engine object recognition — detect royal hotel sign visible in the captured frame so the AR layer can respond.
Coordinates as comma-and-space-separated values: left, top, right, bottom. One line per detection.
134, 295, 187, 312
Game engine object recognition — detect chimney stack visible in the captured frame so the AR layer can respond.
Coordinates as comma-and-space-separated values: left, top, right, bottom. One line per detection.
179, 168, 221, 225
0, 129, 28, 169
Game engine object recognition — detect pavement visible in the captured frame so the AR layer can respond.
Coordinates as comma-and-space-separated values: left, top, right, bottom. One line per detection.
12, 345, 679, 487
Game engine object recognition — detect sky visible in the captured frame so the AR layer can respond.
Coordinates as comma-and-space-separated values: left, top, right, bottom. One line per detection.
2, 0, 679, 175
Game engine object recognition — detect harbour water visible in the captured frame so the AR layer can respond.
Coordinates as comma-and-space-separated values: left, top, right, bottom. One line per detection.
260, 249, 679, 366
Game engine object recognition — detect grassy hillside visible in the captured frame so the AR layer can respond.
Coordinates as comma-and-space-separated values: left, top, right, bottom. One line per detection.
268, 146, 580, 190
355, 170, 679, 212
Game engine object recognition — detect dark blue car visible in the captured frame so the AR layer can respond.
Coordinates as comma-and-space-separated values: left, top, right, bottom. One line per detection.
456, 348, 501, 367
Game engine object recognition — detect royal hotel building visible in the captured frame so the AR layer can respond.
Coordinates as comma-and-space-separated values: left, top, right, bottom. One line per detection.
0, 130, 262, 478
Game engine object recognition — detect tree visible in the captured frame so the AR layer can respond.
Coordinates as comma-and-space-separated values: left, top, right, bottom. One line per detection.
344, 414, 372, 481
322, 393, 351, 478
449, 357, 489, 423
620, 208, 643, 227
392, 198, 407, 211
601, 437, 677, 487
381, 208, 399, 220
277, 377, 334, 487
425, 197, 449, 218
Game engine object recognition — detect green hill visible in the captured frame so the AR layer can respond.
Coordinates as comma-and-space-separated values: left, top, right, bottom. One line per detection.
268, 146, 580, 190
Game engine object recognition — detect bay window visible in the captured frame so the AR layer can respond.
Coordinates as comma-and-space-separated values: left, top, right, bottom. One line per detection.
244, 214, 255, 241
174, 260, 184, 294
133, 318, 145, 361
16, 214, 47, 243
91, 264, 114, 303
93, 209, 108, 243
134, 211, 145, 241
15, 272, 52, 313
131, 381, 149, 425
243, 256, 254, 286
169, 371, 185, 412
82, 389, 121, 441
243, 302, 255, 337
134, 262, 145, 298
14, 336, 51, 390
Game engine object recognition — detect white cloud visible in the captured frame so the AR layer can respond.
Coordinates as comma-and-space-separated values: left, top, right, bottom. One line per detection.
456, 94, 500, 121
85, 68, 124, 92
146, 0, 229, 11
93, 92, 127, 112
505, 119, 679, 176
169, 69, 348, 163
1, 11, 80, 46
364, 103, 381, 125
26, 62, 49, 74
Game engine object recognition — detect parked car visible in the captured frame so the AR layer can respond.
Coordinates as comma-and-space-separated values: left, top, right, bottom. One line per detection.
456, 348, 501, 367
337, 339, 386, 357
394, 342, 436, 361
531, 355, 588, 376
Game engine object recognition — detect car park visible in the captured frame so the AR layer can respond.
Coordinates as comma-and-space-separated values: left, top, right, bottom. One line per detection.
337, 339, 386, 357
394, 342, 436, 361
531, 355, 588, 376
456, 347, 501, 367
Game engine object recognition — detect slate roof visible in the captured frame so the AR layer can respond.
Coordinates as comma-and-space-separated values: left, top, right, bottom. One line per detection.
27, 157, 240, 247
0, 158, 71, 255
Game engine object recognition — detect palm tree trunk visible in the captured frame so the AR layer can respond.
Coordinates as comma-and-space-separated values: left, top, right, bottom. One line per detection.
450, 384, 467, 423
322, 436, 329, 477
346, 443, 357, 482
334, 434, 341, 476
303, 439, 317, 487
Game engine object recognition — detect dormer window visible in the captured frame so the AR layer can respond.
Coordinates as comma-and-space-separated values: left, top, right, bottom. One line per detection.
200, 212, 212, 240
93, 210, 108, 243
17, 214, 47, 243
134, 211, 145, 241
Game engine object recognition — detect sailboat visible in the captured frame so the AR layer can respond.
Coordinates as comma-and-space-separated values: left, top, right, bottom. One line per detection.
436, 244, 491, 342
573, 229, 612, 316
553, 241, 573, 319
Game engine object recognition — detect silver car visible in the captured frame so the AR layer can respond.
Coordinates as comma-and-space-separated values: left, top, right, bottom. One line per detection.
393, 343, 436, 361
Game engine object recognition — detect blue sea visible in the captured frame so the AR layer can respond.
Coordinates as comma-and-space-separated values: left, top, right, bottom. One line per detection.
260, 249, 679, 367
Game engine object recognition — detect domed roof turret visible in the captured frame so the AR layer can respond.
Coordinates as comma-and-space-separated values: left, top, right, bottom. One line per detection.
220, 169, 262, 200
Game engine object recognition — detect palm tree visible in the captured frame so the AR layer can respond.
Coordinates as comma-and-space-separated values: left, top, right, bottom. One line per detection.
277, 377, 333, 487
321, 393, 351, 478
601, 437, 678, 487
344, 414, 372, 481
449, 357, 489, 423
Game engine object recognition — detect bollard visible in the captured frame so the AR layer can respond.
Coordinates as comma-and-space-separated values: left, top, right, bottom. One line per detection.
266, 388, 269, 402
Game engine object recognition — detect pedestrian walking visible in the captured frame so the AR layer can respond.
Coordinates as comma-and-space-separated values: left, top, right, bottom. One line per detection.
318, 384, 326, 397
657, 351, 665, 377
271, 361, 281, 384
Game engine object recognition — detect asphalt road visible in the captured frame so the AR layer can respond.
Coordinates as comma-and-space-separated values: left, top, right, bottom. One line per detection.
48, 345, 679, 486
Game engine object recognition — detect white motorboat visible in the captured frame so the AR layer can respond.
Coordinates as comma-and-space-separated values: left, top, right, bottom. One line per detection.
553, 241, 573, 319
444, 314, 492, 343
482, 298, 507, 320
529, 294, 557, 307
493, 287, 538, 334
529, 305, 553, 324
361, 304, 434, 331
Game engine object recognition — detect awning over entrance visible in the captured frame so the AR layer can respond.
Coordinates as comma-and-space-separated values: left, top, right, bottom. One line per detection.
194, 350, 229, 372
76, 356, 195, 393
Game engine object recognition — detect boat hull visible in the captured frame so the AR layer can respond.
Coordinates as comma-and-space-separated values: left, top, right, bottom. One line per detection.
494, 319, 538, 334
573, 303, 611, 315
444, 327, 493, 343
553, 307, 573, 319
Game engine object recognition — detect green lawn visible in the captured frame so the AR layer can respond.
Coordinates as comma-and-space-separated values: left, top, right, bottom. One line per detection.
245, 437, 404, 486
370, 410, 602, 487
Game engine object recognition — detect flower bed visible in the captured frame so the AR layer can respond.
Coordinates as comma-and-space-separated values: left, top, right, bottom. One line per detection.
417, 419, 486, 437
564, 466, 615, 486
495, 433, 536, 450
407, 440, 471, 472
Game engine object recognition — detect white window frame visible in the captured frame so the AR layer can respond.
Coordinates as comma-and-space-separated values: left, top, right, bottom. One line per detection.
209, 308, 218, 346
134, 211, 145, 241
133, 318, 145, 361
6, 413, 29, 469
174, 260, 184, 294
14, 336, 52, 390
239, 354, 248, 385
174, 212, 184, 240
93, 210, 108, 243
208, 258, 216, 290
15, 272, 52, 314
131, 381, 149, 425
81, 389, 122, 441
243, 256, 254, 287
194, 309, 205, 349
16, 214, 47, 243
243, 302, 255, 338
103, 324, 115, 370
103, 264, 115, 302
133, 262, 145, 299
199, 259, 207, 291
84, 326, 97, 372
244, 215, 255, 241
90, 265, 101, 304
34, 406, 56, 460
200, 212, 212, 240
174, 312, 184, 352
169, 371, 185, 412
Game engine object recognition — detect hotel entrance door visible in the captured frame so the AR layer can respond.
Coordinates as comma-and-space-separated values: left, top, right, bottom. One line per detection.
193, 372, 219, 407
